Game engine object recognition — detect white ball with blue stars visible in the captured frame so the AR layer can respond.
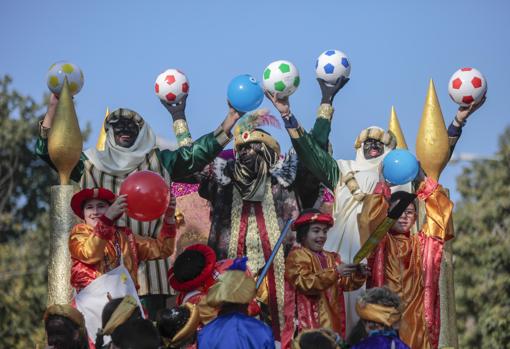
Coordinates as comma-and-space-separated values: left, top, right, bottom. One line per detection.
315, 50, 351, 86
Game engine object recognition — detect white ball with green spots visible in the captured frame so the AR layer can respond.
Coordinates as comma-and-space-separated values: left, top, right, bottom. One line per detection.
262, 60, 300, 97
46, 61, 84, 96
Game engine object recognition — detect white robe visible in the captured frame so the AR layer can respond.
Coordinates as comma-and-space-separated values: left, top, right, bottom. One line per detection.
324, 130, 392, 337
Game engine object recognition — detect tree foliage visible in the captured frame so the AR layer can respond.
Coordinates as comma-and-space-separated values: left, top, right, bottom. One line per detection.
0, 76, 89, 348
454, 127, 510, 348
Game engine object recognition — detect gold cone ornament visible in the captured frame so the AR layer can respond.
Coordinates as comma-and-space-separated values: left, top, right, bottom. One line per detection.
47, 78, 83, 184
96, 107, 109, 151
415, 80, 450, 180
388, 106, 408, 149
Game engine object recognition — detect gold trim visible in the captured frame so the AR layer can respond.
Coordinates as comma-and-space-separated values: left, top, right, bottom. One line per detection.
317, 103, 334, 121
234, 129, 280, 155
213, 125, 231, 147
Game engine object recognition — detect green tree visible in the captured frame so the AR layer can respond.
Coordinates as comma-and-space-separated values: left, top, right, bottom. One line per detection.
0, 75, 89, 348
454, 127, 510, 348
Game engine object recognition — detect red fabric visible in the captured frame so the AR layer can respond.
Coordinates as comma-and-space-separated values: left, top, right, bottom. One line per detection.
168, 244, 217, 292
236, 203, 251, 257
281, 248, 347, 349
291, 212, 334, 231
93, 218, 115, 240
367, 236, 387, 288
159, 222, 176, 239
254, 203, 281, 341
125, 228, 139, 289
368, 231, 444, 349
70, 259, 98, 292
416, 177, 439, 201
373, 181, 391, 200
71, 188, 116, 219
418, 233, 444, 349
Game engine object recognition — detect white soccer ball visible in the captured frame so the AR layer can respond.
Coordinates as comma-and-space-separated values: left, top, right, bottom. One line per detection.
315, 50, 351, 86
46, 61, 84, 96
155, 69, 189, 103
262, 60, 300, 97
448, 67, 487, 107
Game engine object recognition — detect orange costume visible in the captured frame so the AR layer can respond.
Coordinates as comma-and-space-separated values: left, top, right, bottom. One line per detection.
69, 215, 176, 292
282, 247, 366, 349
362, 178, 453, 349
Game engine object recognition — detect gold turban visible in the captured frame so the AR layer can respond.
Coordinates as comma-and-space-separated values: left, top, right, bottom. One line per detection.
355, 299, 401, 327
43, 304, 86, 335
206, 270, 256, 307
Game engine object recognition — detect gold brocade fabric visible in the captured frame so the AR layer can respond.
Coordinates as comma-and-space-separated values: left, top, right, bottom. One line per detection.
227, 182, 286, 336
357, 193, 389, 246
206, 270, 257, 307
385, 232, 430, 349
284, 248, 366, 339
355, 301, 401, 327
69, 223, 175, 290
361, 183, 453, 349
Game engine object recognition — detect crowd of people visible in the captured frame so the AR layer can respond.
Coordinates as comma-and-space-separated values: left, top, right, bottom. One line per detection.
37, 76, 485, 349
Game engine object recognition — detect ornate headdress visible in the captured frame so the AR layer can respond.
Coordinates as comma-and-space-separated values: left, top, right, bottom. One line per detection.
354, 127, 396, 150
206, 257, 256, 307
233, 109, 281, 156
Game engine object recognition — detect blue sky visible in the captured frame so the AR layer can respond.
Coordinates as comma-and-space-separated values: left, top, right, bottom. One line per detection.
2, 0, 509, 201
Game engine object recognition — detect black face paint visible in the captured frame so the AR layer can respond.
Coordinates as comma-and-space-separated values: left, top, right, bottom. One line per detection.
237, 142, 263, 170
363, 138, 384, 159
112, 119, 140, 148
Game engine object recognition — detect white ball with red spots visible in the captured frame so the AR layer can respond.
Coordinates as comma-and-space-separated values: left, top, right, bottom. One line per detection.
448, 67, 487, 107
154, 69, 189, 103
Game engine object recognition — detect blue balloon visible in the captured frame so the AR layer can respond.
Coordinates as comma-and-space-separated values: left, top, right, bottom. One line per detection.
227, 74, 264, 112
382, 149, 419, 185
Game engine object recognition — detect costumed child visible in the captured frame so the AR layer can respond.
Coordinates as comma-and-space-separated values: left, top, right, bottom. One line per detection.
198, 257, 275, 349
68, 187, 176, 345
352, 287, 409, 349
69, 188, 176, 292
361, 176, 453, 349
44, 304, 89, 349
292, 328, 347, 349
167, 244, 260, 326
282, 209, 369, 349
157, 303, 201, 348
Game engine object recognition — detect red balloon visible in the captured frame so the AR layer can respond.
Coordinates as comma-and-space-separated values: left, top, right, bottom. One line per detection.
119, 170, 170, 222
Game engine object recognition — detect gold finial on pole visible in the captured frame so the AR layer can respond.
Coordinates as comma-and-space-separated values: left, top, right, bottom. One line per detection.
96, 107, 109, 151
415, 79, 450, 180
388, 106, 408, 149
47, 77, 83, 185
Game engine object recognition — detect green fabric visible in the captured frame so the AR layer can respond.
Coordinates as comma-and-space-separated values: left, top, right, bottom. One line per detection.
35, 131, 223, 183
158, 131, 223, 181
310, 117, 331, 150
35, 136, 86, 183
290, 120, 340, 192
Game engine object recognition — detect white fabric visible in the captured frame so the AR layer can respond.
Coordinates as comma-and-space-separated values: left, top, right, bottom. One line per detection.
74, 261, 143, 345
324, 126, 393, 336
84, 123, 156, 176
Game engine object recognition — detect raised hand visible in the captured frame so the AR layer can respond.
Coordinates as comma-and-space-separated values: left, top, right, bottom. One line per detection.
42, 93, 60, 129
221, 100, 245, 136
317, 76, 349, 105
264, 91, 290, 117
104, 194, 128, 221
160, 95, 188, 121
455, 95, 486, 125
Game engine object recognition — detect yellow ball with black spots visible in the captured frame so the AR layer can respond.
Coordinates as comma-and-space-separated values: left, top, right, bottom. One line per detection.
46, 61, 84, 96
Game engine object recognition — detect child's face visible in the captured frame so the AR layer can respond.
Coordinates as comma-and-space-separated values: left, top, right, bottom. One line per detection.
303, 223, 329, 252
391, 202, 417, 234
83, 199, 110, 227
